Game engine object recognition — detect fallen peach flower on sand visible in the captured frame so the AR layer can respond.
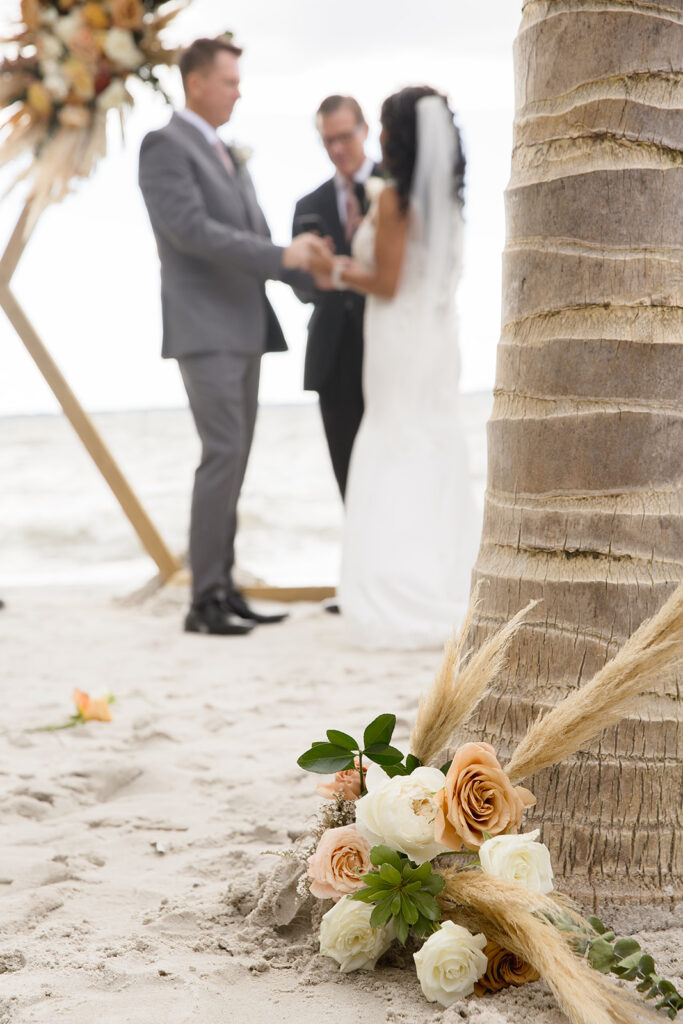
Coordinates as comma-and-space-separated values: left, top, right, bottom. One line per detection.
73, 688, 113, 722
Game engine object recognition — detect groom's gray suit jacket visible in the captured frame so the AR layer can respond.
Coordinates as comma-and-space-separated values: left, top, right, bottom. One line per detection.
139, 112, 297, 359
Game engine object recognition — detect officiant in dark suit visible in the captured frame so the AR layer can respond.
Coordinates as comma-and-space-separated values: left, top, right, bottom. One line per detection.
293, 96, 381, 499
139, 37, 322, 636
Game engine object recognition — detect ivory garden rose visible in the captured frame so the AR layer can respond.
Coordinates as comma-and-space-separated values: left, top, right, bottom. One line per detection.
479, 830, 554, 894
354, 766, 449, 864
307, 825, 371, 901
414, 921, 488, 1007
319, 898, 394, 973
434, 742, 536, 851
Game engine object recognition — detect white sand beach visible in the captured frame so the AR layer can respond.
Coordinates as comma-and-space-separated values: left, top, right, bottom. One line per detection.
1, 582, 680, 1024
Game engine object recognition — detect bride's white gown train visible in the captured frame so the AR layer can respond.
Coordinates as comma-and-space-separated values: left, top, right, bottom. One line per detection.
338, 167, 480, 650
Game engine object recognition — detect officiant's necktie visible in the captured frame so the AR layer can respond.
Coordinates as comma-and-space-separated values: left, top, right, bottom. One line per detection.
344, 178, 363, 242
214, 140, 236, 177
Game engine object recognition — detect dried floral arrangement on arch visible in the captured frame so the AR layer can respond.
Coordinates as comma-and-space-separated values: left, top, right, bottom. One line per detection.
0, 0, 191, 216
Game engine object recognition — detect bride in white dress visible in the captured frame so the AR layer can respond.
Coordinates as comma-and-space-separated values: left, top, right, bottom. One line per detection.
312, 88, 480, 650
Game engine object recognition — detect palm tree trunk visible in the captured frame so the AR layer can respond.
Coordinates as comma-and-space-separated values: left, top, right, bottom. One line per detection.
459, 0, 683, 910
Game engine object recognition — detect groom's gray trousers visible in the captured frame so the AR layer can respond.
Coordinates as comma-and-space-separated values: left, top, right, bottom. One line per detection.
178, 350, 260, 605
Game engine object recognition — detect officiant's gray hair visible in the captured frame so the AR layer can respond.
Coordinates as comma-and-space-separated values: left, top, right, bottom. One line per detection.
316, 95, 366, 127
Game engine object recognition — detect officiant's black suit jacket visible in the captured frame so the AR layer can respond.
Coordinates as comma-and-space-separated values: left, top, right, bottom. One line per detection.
292, 169, 380, 392
292, 168, 380, 497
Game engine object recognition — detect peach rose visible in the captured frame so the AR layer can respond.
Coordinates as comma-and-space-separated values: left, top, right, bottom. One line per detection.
316, 765, 366, 801
307, 825, 371, 901
110, 0, 145, 30
433, 742, 535, 851
473, 939, 540, 996
73, 688, 112, 722
68, 26, 101, 65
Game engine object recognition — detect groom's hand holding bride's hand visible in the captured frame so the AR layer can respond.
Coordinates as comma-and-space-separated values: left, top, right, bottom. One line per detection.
283, 233, 334, 272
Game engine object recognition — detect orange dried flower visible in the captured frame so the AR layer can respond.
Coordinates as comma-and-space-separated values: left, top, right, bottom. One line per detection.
110, 0, 145, 30
82, 2, 110, 29
473, 939, 540, 996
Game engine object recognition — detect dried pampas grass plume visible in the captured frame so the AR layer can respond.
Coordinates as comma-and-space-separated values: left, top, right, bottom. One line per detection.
410, 590, 539, 766
505, 584, 683, 785
440, 871, 660, 1024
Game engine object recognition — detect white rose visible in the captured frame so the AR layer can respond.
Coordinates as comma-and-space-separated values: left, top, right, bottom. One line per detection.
41, 7, 58, 26
319, 898, 394, 973
365, 175, 385, 203
40, 63, 70, 102
479, 829, 554, 894
363, 760, 388, 792
103, 27, 144, 70
414, 921, 488, 1007
355, 765, 449, 864
54, 10, 83, 46
37, 32, 63, 62
96, 79, 129, 111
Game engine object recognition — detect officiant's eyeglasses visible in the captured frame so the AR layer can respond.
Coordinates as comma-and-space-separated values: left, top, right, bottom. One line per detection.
321, 126, 363, 149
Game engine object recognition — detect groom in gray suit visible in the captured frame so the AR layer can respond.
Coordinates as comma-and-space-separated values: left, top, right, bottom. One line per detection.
139, 37, 320, 635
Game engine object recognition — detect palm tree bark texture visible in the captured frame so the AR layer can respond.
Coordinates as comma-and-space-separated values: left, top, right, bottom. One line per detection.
458, 0, 683, 908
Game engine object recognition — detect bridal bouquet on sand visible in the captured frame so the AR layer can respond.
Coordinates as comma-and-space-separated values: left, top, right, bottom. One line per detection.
296, 588, 683, 1023
0, 0, 194, 214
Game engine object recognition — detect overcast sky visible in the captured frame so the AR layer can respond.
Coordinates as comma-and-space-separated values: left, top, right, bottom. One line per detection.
0, 0, 521, 414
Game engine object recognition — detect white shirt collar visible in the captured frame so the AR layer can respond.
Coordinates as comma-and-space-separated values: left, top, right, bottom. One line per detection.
177, 108, 220, 147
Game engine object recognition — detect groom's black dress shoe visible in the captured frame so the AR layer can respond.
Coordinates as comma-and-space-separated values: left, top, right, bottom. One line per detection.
184, 598, 254, 636
221, 589, 289, 625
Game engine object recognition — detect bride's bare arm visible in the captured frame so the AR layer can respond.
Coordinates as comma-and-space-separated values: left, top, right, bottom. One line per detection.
338, 187, 408, 298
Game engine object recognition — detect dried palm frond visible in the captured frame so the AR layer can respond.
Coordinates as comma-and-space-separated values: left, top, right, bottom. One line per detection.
440, 870, 660, 1024
410, 591, 539, 766
505, 584, 683, 784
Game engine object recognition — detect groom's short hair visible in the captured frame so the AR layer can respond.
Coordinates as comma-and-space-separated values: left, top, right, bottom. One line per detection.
316, 95, 366, 127
179, 37, 243, 87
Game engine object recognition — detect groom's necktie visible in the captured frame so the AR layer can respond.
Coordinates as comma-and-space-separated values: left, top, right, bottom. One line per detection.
343, 178, 363, 242
213, 140, 236, 177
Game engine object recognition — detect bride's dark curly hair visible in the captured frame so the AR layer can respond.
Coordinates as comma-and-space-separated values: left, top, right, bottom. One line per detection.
380, 85, 465, 215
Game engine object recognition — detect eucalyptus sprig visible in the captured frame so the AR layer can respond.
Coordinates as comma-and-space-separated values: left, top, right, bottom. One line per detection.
349, 845, 445, 945
297, 714, 405, 794
559, 914, 682, 1019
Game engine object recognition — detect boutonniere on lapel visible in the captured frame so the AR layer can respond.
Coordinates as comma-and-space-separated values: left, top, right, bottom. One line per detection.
365, 176, 386, 204
230, 144, 253, 175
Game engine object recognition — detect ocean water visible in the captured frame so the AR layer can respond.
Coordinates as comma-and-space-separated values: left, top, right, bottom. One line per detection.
0, 395, 491, 589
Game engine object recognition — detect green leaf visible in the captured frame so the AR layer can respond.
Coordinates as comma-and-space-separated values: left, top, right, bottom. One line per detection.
614, 938, 640, 960
379, 863, 402, 886
383, 763, 409, 777
363, 714, 396, 748
370, 898, 394, 928
422, 873, 446, 896
297, 744, 355, 774
364, 743, 404, 766
411, 891, 441, 921
440, 759, 453, 775
391, 894, 401, 916
370, 846, 404, 872
588, 938, 617, 974
359, 871, 390, 891
326, 729, 358, 751
587, 916, 606, 934
349, 888, 378, 904
637, 955, 655, 978
405, 754, 422, 773
403, 861, 432, 883
400, 892, 419, 925
394, 914, 409, 946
